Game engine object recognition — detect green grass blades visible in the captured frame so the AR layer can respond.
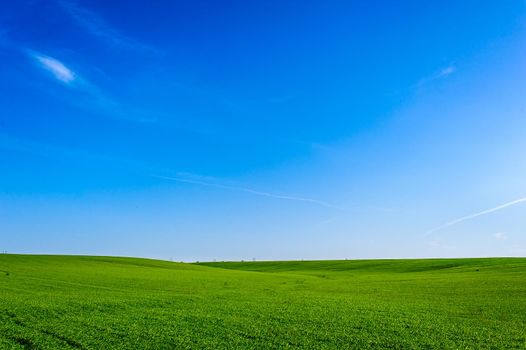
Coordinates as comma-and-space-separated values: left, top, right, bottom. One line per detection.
1, 255, 525, 349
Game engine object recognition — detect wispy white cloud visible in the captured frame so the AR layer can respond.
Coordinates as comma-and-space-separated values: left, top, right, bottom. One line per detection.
58, 0, 155, 52
386, 64, 457, 97
494, 232, 507, 240
27, 50, 130, 118
0, 136, 357, 213
26, 50, 165, 123
436, 65, 456, 78
416, 65, 456, 88
426, 197, 526, 236
153, 173, 344, 210
31, 52, 76, 84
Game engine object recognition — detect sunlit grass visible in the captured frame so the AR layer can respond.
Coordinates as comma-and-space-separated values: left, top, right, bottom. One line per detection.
1, 255, 525, 349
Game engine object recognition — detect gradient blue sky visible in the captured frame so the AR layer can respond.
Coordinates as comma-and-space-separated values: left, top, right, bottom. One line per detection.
1, 1, 526, 261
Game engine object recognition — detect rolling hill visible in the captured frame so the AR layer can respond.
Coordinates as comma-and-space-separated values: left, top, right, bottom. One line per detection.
1, 255, 525, 349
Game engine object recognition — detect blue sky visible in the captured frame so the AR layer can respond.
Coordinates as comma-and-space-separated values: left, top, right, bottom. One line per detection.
1, 1, 526, 261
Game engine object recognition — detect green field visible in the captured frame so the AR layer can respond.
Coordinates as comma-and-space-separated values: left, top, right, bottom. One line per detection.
1, 255, 525, 349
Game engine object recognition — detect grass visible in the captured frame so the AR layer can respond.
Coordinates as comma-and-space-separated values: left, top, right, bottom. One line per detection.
1, 255, 525, 349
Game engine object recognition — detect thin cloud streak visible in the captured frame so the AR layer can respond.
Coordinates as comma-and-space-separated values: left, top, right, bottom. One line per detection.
153, 174, 344, 210
436, 65, 456, 78
31, 53, 76, 84
25, 50, 168, 124
426, 197, 526, 236
58, 0, 155, 52
416, 65, 456, 89
26, 50, 131, 120
0, 136, 353, 212
386, 64, 456, 97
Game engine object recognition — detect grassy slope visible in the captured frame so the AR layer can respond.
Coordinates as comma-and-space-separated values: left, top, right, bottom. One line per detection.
0, 255, 525, 349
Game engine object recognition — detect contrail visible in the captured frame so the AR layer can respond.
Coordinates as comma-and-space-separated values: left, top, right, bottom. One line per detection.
153, 175, 344, 210
426, 197, 526, 236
